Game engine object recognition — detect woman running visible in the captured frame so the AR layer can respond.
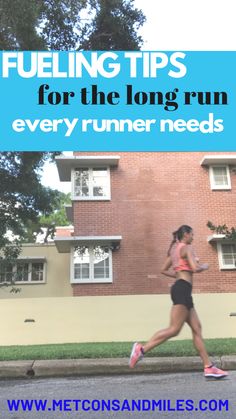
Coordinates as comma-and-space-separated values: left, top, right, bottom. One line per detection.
129, 225, 228, 378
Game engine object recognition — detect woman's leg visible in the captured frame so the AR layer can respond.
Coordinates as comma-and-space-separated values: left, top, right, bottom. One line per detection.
186, 308, 211, 367
142, 304, 189, 353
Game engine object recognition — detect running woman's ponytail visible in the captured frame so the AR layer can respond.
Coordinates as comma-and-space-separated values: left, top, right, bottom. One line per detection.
167, 225, 192, 256
167, 230, 178, 256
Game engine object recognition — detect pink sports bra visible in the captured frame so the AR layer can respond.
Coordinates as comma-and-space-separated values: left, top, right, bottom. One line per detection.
170, 242, 192, 272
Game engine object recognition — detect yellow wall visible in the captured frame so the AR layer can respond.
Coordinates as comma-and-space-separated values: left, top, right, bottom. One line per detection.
0, 293, 235, 345
0, 243, 72, 299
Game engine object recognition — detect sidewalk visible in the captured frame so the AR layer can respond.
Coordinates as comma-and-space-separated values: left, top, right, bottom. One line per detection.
0, 356, 235, 379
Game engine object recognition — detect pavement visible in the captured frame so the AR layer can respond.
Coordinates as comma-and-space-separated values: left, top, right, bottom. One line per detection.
0, 356, 235, 379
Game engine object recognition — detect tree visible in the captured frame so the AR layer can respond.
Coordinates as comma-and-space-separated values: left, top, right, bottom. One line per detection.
0, 0, 45, 50
0, 0, 88, 50
37, 0, 87, 50
81, 0, 145, 50
207, 221, 236, 240
0, 0, 145, 51
0, 152, 61, 257
0, 152, 70, 289
24, 192, 71, 243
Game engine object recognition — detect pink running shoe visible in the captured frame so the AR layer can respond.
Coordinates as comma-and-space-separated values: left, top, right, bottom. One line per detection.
204, 365, 228, 379
129, 342, 144, 368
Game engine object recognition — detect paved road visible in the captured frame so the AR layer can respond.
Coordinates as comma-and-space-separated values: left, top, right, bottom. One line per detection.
0, 371, 235, 418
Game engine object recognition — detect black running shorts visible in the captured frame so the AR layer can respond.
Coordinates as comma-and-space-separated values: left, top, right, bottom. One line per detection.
170, 279, 194, 310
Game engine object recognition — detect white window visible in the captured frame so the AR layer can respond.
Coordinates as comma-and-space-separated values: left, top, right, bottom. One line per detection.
217, 242, 236, 269
16, 262, 45, 283
209, 165, 231, 190
72, 167, 110, 200
71, 245, 112, 283
0, 261, 46, 284
0, 264, 13, 284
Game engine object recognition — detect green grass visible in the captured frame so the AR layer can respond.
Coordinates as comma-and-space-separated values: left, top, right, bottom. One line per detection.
0, 339, 235, 361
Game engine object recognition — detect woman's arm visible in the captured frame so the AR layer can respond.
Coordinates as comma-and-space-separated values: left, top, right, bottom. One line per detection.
161, 256, 176, 278
185, 246, 209, 273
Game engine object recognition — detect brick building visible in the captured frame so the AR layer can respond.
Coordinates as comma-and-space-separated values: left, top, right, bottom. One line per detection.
0, 151, 235, 346
55, 152, 236, 298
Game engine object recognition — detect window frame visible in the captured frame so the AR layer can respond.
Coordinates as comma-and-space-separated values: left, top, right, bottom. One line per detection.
70, 245, 113, 284
0, 263, 14, 284
217, 241, 236, 270
0, 260, 47, 285
71, 167, 111, 200
209, 165, 231, 190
